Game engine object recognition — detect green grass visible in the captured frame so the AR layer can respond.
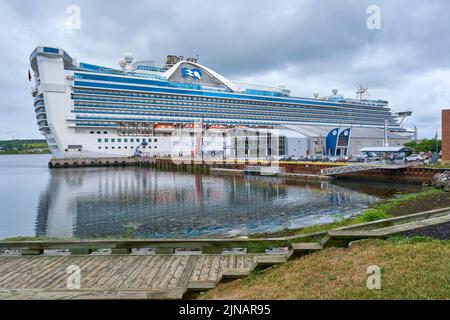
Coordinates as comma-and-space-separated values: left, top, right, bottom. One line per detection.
201, 237, 450, 300
421, 163, 450, 169
295, 188, 445, 236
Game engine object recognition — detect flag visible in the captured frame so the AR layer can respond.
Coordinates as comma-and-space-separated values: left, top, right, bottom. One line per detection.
28, 69, 32, 82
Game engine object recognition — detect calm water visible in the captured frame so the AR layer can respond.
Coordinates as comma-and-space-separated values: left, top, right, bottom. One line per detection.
0, 155, 419, 239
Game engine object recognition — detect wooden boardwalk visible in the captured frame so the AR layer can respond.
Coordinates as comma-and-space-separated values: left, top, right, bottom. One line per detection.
0, 253, 282, 300
1, 207, 449, 300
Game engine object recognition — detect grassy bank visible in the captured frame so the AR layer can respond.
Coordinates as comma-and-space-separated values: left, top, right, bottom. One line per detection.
0, 139, 50, 155
200, 237, 450, 300
262, 188, 448, 238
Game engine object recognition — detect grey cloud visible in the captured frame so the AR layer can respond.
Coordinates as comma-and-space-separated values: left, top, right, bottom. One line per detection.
0, 0, 449, 139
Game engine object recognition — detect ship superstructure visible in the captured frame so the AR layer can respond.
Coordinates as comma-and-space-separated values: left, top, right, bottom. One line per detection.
29, 47, 409, 158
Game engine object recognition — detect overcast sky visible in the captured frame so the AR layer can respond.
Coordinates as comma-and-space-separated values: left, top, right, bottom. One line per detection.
1, 0, 449, 139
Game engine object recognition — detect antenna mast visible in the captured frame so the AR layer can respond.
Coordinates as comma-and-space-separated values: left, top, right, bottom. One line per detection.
356, 84, 368, 100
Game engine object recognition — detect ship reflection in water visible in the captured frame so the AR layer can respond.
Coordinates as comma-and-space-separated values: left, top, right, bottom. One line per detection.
33, 166, 416, 239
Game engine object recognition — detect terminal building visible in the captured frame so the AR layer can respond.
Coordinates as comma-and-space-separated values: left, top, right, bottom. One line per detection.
171, 124, 413, 161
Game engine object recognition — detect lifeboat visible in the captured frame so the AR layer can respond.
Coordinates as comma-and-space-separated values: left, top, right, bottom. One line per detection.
154, 124, 175, 130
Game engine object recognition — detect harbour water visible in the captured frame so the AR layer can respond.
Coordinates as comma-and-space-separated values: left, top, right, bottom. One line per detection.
0, 155, 420, 240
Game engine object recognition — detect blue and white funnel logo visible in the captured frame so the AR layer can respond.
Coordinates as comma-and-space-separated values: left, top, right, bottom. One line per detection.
181, 68, 202, 79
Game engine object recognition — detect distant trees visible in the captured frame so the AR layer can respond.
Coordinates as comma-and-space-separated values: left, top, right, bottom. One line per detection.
404, 139, 441, 153
0, 139, 49, 154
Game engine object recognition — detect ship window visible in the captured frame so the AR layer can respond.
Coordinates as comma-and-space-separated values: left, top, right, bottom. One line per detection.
112, 147, 115, 149
104, 139, 108, 142
97, 131, 101, 134
90, 131, 94, 134
154, 138, 158, 142
130, 139, 134, 142
104, 131, 108, 134
124, 139, 128, 142
136, 139, 140, 142
111, 139, 115, 142
98, 147, 101, 149
118, 146, 121, 149
98, 139, 102, 142
118, 139, 122, 142
105, 147, 108, 149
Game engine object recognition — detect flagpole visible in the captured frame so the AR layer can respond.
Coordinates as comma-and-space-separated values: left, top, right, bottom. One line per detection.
436, 130, 439, 153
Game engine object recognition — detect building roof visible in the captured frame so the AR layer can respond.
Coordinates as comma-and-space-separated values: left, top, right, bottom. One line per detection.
279, 125, 411, 139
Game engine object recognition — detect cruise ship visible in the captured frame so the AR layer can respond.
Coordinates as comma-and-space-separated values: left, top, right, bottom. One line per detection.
29, 46, 410, 159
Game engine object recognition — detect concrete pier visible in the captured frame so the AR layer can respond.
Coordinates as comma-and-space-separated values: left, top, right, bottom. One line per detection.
47, 156, 448, 184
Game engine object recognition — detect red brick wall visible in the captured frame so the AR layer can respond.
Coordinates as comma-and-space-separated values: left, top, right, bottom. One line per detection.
442, 110, 450, 161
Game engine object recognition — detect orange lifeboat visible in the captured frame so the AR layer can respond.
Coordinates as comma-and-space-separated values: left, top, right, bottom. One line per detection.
154, 124, 175, 130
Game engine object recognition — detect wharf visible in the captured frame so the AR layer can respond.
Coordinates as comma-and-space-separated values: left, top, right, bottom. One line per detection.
1, 207, 450, 300
48, 156, 448, 184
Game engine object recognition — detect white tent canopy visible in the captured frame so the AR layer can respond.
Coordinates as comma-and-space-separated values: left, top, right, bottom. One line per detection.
359, 146, 414, 153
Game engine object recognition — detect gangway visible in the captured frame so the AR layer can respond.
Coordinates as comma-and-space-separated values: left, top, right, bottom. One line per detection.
321, 161, 414, 176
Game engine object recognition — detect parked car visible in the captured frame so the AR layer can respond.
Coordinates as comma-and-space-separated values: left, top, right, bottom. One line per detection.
349, 154, 367, 163
405, 154, 423, 162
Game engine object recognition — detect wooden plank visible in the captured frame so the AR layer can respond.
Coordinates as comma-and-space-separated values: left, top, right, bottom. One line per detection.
0, 238, 292, 252
236, 255, 244, 270
3, 257, 67, 288
114, 256, 154, 288
79, 256, 111, 287
190, 255, 205, 282
99, 256, 138, 289
244, 255, 255, 270
89, 257, 131, 288
208, 256, 221, 282
0, 288, 187, 300
229, 254, 237, 269
36, 256, 98, 289
199, 255, 214, 282
11, 256, 69, 288
177, 256, 197, 288
167, 256, 189, 288
187, 280, 217, 291
142, 256, 175, 288
0, 257, 42, 283
19, 256, 89, 289
0, 257, 32, 274
147, 256, 175, 287
82, 256, 120, 288
255, 254, 288, 265
292, 242, 323, 252
218, 255, 228, 270
160, 255, 189, 288
133, 256, 166, 288
221, 269, 252, 278
21, 249, 43, 256
153, 256, 181, 288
